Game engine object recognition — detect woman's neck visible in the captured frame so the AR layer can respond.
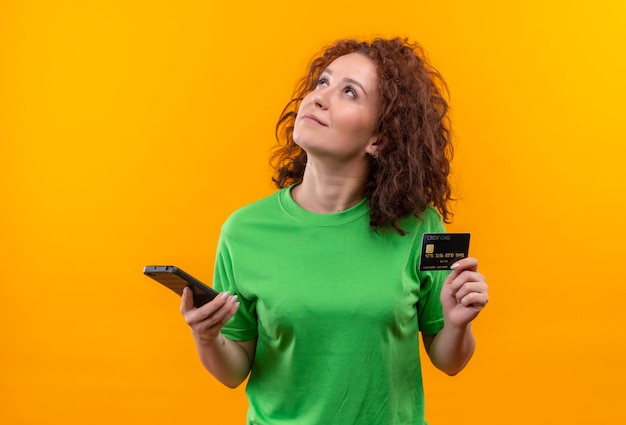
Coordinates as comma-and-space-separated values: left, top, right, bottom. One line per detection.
291, 160, 367, 213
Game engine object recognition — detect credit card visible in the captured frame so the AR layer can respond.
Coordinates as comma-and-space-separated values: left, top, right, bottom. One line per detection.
419, 233, 470, 271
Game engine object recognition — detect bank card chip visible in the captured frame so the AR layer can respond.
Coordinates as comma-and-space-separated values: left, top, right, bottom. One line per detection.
419, 233, 470, 271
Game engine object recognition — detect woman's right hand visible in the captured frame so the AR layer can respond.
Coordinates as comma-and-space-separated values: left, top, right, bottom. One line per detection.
180, 287, 240, 345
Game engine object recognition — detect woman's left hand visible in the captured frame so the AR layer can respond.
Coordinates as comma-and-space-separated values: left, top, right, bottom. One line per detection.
441, 257, 489, 328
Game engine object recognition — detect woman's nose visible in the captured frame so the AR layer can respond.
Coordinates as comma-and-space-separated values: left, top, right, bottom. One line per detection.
311, 89, 329, 110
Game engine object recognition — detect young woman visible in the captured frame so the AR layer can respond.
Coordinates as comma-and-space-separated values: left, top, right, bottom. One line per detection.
181, 37, 489, 425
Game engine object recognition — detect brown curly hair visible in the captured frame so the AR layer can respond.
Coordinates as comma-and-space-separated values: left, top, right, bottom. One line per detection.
271, 37, 454, 235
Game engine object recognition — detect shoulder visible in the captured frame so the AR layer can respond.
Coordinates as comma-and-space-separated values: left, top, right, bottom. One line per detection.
399, 205, 447, 235
221, 189, 283, 233
419, 205, 447, 231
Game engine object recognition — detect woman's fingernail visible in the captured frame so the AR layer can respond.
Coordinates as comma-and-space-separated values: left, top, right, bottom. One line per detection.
450, 262, 460, 270
221, 292, 229, 300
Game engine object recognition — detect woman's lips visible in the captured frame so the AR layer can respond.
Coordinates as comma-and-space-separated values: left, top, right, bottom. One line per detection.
301, 113, 327, 126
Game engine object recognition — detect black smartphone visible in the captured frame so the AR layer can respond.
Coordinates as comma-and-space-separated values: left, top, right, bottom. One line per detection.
143, 265, 219, 307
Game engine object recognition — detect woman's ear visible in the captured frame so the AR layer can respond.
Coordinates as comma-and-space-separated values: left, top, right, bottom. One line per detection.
366, 139, 379, 159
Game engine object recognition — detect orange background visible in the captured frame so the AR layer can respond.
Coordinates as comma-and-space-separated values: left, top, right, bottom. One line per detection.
2, 1, 625, 424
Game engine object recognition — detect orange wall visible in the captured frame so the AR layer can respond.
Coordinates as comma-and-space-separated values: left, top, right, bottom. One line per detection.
2, 1, 625, 424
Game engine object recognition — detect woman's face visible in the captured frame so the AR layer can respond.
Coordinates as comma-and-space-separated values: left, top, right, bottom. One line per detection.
293, 53, 380, 162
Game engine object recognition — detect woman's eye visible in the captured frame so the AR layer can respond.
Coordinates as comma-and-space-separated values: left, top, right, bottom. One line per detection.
344, 86, 357, 99
317, 77, 329, 86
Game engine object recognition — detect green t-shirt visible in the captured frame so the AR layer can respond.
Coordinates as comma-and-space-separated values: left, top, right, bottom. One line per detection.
213, 186, 448, 425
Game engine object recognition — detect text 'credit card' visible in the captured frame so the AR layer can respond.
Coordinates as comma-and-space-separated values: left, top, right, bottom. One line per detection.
419, 233, 470, 271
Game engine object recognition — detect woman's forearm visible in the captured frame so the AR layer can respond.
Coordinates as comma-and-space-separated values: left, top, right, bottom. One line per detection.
193, 333, 255, 388
427, 324, 475, 376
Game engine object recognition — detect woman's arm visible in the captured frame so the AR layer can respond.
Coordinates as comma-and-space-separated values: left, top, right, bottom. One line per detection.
422, 325, 475, 376
180, 287, 256, 388
422, 257, 488, 376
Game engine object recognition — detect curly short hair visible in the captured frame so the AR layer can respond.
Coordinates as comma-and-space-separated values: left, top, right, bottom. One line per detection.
271, 37, 454, 234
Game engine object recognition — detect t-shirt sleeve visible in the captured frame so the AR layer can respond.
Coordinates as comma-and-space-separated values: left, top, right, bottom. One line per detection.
212, 230, 258, 341
417, 270, 446, 334
416, 207, 449, 335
